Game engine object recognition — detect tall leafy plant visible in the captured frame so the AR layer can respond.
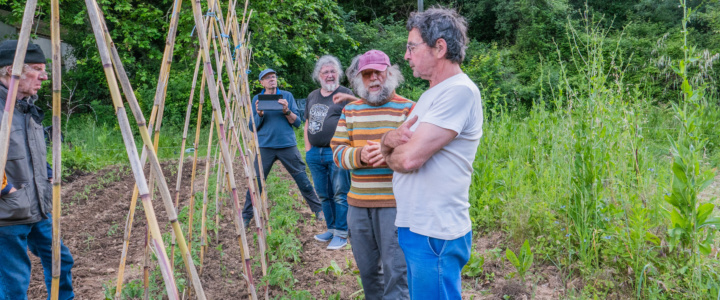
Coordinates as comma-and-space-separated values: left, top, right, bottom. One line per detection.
664, 3, 720, 295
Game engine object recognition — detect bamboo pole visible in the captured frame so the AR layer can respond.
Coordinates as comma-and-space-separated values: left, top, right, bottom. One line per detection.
190, 1, 257, 298
142, 226, 151, 300
186, 70, 206, 253
209, 10, 273, 299
209, 12, 270, 279
171, 52, 202, 267
169, 11, 214, 269
50, 0, 62, 298
85, 0, 184, 298
223, 6, 272, 235
0, 0, 37, 182
184, 2, 221, 259
112, 4, 206, 293
95, 10, 210, 300
212, 145, 222, 241
84, 1, 180, 298
110, 0, 186, 296
199, 114, 215, 274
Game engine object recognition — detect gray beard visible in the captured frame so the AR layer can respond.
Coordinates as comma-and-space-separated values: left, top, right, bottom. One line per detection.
364, 86, 392, 106
321, 82, 338, 92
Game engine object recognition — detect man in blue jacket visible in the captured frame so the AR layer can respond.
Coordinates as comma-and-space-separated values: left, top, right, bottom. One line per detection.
243, 69, 323, 227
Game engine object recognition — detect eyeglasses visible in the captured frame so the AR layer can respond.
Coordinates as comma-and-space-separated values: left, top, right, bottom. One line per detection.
262, 74, 277, 80
320, 70, 337, 76
406, 41, 426, 54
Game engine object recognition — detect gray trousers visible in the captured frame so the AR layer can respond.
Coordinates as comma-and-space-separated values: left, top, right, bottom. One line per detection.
348, 206, 409, 300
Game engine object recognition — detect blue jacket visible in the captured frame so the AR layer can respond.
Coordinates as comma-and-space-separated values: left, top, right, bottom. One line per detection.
250, 88, 301, 148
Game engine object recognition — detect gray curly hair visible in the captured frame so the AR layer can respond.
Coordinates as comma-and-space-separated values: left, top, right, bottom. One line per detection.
406, 7, 469, 64
312, 55, 343, 84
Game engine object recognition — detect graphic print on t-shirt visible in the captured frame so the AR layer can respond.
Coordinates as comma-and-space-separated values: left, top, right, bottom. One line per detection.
308, 104, 329, 134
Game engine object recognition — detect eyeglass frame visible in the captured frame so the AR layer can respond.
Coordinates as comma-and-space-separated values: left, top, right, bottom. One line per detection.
406, 41, 427, 54
320, 69, 338, 76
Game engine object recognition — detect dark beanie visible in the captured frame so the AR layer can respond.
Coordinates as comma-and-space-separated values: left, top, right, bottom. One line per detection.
0, 40, 46, 67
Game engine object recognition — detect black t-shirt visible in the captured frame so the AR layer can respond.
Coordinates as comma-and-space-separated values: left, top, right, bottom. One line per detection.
304, 86, 353, 147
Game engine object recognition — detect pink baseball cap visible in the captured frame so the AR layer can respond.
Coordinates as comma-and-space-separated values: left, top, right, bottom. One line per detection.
356, 50, 391, 75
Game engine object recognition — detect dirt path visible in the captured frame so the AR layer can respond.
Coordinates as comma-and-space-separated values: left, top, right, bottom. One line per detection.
27, 159, 570, 299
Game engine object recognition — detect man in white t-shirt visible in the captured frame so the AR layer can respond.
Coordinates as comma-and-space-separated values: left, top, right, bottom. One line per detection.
379, 7, 483, 299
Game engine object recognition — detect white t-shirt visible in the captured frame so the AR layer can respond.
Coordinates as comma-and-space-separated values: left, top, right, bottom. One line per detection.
393, 73, 483, 240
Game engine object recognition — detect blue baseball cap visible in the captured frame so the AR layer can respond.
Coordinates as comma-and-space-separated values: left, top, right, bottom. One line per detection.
258, 68, 276, 81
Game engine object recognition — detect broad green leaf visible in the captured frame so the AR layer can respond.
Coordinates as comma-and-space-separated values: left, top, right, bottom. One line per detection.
696, 203, 714, 225
698, 242, 711, 256
701, 217, 720, 227
670, 209, 688, 228
506, 249, 520, 268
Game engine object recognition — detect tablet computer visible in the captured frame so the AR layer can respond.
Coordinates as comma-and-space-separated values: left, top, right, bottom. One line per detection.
257, 94, 284, 111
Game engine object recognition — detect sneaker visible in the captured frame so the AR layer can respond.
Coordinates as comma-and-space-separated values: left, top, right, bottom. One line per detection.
314, 231, 333, 242
327, 236, 347, 250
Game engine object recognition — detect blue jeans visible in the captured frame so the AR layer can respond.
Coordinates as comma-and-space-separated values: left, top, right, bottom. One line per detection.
397, 227, 472, 300
0, 214, 74, 300
306, 146, 350, 237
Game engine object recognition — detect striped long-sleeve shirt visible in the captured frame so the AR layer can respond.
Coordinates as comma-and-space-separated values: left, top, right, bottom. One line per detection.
331, 94, 415, 208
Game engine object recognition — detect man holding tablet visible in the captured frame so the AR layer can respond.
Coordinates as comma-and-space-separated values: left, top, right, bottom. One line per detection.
243, 69, 323, 228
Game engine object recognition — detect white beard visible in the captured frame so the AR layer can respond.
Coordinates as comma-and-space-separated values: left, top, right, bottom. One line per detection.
321, 82, 338, 92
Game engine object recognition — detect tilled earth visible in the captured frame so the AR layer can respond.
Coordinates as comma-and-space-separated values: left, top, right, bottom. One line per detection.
27, 158, 568, 299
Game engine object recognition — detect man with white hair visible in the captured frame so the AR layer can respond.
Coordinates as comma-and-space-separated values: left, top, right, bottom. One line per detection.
380, 7, 483, 299
331, 49, 414, 299
0, 40, 75, 300
304, 55, 353, 249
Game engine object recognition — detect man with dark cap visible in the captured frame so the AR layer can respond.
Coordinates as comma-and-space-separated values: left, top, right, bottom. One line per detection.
243, 68, 323, 228
0, 40, 75, 299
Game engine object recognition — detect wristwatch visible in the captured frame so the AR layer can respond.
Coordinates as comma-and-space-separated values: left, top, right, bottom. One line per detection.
284, 110, 291, 116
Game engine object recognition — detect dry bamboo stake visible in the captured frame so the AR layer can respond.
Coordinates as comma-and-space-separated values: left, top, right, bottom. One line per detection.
113, 1, 184, 296
85, 0, 185, 297
213, 7, 272, 275
225, 7, 271, 234
170, 52, 202, 270
185, 4, 221, 258
212, 145, 222, 241
185, 70, 206, 253
199, 114, 215, 274
0, 0, 37, 181
49, 0, 62, 298
85, 2, 180, 299
102, 26, 211, 300
211, 17, 272, 300
210, 0, 269, 246
169, 11, 214, 268
190, 1, 257, 298
142, 226, 151, 300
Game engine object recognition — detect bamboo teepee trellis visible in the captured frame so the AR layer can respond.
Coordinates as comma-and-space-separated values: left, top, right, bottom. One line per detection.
0, 0, 273, 298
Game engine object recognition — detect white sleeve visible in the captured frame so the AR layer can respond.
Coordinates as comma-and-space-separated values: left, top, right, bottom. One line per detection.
420, 85, 475, 134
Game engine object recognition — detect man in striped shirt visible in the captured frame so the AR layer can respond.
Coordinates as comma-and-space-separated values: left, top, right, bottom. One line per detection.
331, 50, 414, 299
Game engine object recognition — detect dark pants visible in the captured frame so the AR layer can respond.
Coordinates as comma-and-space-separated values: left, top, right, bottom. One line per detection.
348, 206, 409, 300
0, 214, 74, 300
243, 146, 322, 220
306, 146, 350, 238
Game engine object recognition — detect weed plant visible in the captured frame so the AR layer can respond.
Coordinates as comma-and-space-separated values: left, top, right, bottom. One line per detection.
469, 4, 720, 298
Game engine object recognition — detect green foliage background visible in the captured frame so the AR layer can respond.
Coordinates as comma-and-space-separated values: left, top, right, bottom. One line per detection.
1, 0, 718, 125
1, 0, 719, 298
